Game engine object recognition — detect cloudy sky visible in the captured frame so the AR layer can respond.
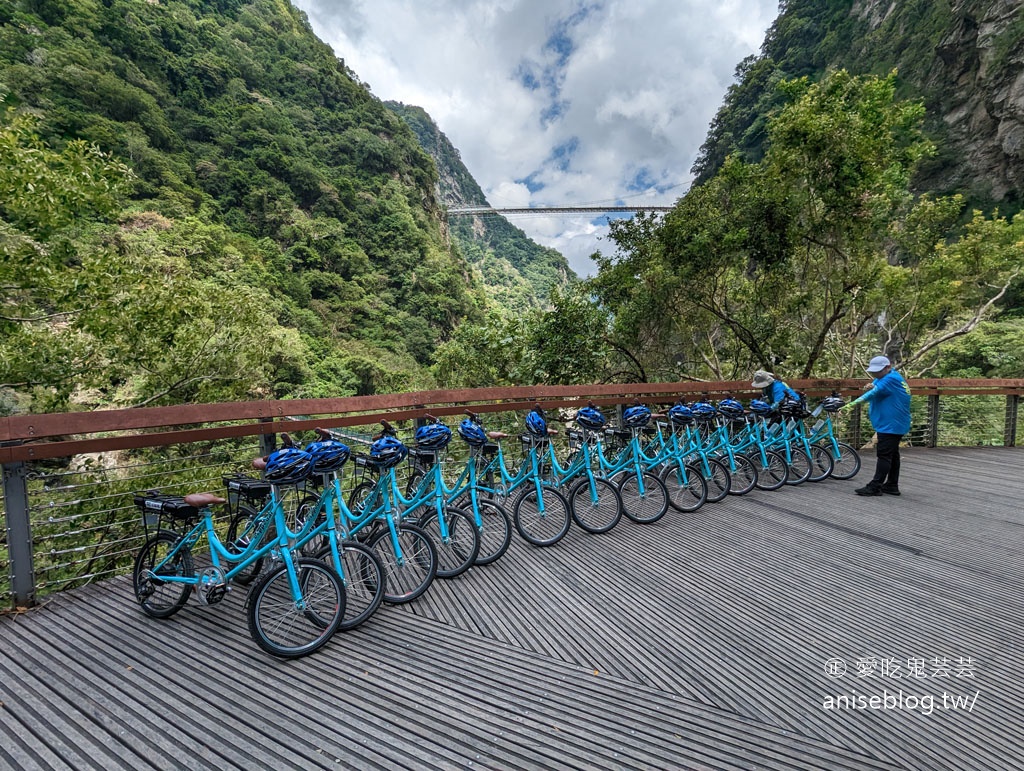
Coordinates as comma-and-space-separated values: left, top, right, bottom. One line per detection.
292, 0, 780, 276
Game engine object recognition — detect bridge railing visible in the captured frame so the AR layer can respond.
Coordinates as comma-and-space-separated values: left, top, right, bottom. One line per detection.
2, 378, 1021, 608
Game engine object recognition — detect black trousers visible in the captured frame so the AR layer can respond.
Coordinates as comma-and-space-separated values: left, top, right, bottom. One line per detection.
871, 432, 903, 488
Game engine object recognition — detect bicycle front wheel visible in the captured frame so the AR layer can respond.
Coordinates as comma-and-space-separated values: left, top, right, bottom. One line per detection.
514, 486, 571, 546
313, 540, 385, 631
701, 458, 731, 503
246, 558, 345, 660
660, 463, 708, 513
807, 443, 835, 482
418, 506, 480, 578
725, 454, 758, 496
474, 500, 513, 565
568, 476, 623, 534
618, 471, 669, 523
132, 530, 193, 619
752, 450, 788, 490
784, 448, 812, 485
820, 441, 861, 480
368, 524, 437, 604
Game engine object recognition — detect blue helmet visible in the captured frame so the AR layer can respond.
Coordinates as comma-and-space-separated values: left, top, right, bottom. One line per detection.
415, 422, 452, 450
264, 447, 314, 484
305, 440, 350, 473
668, 404, 694, 426
821, 395, 845, 413
718, 398, 745, 420
525, 408, 548, 437
690, 402, 717, 420
749, 399, 772, 415
458, 418, 487, 446
575, 405, 606, 430
622, 404, 651, 428
369, 435, 408, 468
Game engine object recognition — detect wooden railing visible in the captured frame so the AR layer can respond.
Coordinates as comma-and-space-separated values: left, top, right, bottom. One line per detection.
1, 378, 1022, 607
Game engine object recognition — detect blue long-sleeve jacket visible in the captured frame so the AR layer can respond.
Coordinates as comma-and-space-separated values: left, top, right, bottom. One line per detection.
763, 380, 799, 408
857, 371, 912, 434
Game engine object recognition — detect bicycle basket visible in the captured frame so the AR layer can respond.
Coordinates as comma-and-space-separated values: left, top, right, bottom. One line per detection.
622, 404, 651, 428
305, 439, 351, 473
415, 422, 452, 450
264, 447, 314, 484
575, 405, 606, 430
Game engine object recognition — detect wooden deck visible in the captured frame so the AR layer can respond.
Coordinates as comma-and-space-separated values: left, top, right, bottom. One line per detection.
1, 448, 1022, 770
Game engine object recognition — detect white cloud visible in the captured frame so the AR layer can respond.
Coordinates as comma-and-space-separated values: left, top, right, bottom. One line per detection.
291, 0, 778, 276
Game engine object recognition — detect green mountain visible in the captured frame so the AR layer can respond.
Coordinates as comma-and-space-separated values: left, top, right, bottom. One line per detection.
694, 0, 1024, 211
1, 0, 493, 408
386, 101, 575, 311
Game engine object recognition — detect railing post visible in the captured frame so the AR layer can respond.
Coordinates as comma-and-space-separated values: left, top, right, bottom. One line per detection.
1006, 395, 1019, 448
258, 417, 276, 457
926, 395, 940, 448
3, 460, 35, 608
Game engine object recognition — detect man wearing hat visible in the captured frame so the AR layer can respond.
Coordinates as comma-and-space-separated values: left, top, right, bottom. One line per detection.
751, 370, 800, 409
842, 355, 912, 496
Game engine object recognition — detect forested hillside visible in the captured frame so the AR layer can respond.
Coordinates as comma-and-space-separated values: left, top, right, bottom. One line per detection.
386, 101, 574, 312
694, 0, 1024, 211
1, 0, 490, 413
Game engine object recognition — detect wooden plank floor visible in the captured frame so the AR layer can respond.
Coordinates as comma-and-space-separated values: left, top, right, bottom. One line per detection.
1, 448, 1022, 770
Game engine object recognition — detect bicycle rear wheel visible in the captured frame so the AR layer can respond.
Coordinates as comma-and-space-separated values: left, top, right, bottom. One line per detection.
819, 441, 861, 480
225, 505, 266, 586
699, 458, 730, 503
368, 524, 437, 604
313, 540, 385, 631
568, 476, 622, 533
752, 450, 788, 490
807, 443, 835, 482
246, 558, 345, 660
618, 471, 669, 523
513, 486, 571, 546
132, 530, 193, 619
474, 500, 513, 565
660, 463, 708, 513
418, 506, 480, 578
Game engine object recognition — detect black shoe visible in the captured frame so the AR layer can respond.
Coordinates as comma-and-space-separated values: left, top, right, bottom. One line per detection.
880, 485, 901, 496
855, 485, 882, 496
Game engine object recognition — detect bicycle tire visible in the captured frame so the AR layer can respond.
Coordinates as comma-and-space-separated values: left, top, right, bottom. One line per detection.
724, 454, 758, 496
806, 443, 835, 482
660, 462, 708, 513
568, 476, 623, 533
752, 450, 788, 490
294, 494, 328, 557
784, 448, 812, 485
474, 500, 513, 565
820, 441, 861, 480
618, 471, 670, 523
347, 481, 375, 516
417, 506, 480, 578
132, 530, 193, 619
225, 505, 266, 586
313, 540, 385, 631
368, 524, 437, 604
702, 457, 731, 503
513, 486, 571, 546
246, 558, 345, 660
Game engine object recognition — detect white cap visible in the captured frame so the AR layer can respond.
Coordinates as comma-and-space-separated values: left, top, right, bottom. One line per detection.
865, 355, 891, 374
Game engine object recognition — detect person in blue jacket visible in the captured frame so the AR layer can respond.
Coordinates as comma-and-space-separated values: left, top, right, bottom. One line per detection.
751, 370, 800, 409
843, 355, 912, 496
